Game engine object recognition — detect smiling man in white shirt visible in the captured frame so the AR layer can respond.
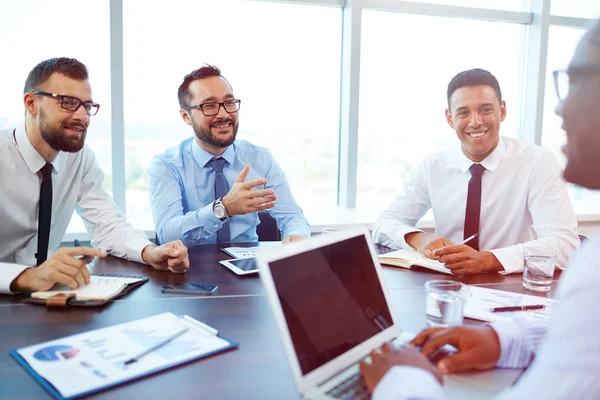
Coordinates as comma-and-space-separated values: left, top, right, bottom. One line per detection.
373, 68, 579, 275
0, 57, 190, 295
362, 19, 600, 399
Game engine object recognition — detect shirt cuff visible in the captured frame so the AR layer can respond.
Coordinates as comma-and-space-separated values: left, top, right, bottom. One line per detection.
489, 247, 522, 274
0, 263, 31, 294
128, 238, 154, 264
373, 366, 446, 400
489, 320, 527, 368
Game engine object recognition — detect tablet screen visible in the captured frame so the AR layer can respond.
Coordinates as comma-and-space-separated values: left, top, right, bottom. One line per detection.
225, 258, 258, 272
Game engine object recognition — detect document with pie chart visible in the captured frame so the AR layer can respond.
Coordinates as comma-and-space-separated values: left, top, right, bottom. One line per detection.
10, 312, 238, 400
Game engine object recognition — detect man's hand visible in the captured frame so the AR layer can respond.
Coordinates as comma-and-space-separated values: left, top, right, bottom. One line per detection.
405, 232, 453, 259
221, 164, 277, 216
359, 343, 442, 393
433, 245, 503, 275
142, 240, 189, 273
11, 247, 107, 292
410, 326, 501, 374
282, 235, 305, 244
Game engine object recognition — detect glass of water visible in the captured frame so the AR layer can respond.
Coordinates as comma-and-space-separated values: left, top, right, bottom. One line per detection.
523, 247, 557, 292
424, 280, 467, 327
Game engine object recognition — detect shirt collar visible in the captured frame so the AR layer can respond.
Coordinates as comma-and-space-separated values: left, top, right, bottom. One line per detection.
14, 123, 63, 175
459, 137, 506, 174
191, 139, 235, 168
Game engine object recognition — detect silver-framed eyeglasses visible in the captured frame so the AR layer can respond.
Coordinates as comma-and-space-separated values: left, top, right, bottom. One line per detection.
183, 99, 241, 116
31, 91, 100, 116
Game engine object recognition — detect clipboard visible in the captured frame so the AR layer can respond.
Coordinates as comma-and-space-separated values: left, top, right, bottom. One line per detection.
9, 312, 238, 400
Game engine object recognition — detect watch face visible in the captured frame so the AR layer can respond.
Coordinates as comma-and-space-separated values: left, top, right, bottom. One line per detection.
214, 203, 227, 219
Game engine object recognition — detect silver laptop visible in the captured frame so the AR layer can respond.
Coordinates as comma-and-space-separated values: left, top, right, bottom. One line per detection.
256, 227, 411, 400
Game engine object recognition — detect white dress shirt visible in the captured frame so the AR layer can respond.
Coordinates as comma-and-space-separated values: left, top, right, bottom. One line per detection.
0, 124, 151, 294
374, 234, 600, 399
372, 137, 579, 273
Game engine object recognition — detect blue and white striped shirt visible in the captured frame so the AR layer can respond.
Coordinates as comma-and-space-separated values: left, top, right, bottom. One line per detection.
375, 234, 600, 399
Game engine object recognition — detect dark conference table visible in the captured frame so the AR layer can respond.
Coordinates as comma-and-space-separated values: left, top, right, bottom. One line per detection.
0, 243, 560, 399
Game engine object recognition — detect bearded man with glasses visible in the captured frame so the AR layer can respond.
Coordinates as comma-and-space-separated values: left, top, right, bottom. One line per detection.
148, 64, 310, 246
0, 57, 190, 295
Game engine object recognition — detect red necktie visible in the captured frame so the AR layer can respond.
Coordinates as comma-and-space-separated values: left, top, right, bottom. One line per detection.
463, 163, 484, 251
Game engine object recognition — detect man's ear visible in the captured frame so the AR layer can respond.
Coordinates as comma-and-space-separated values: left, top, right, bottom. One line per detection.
445, 108, 454, 129
180, 108, 192, 126
499, 100, 507, 122
24, 93, 37, 116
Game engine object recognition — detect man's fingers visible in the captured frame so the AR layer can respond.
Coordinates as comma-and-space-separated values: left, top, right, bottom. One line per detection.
433, 244, 464, 257
235, 164, 250, 183
242, 178, 268, 190
246, 195, 277, 206
437, 351, 480, 374
245, 188, 274, 198
420, 330, 462, 358
62, 247, 107, 258
381, 342, 396, 353
410, 328, 445, 347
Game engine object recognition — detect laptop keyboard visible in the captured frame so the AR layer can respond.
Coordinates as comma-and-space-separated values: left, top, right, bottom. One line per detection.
325, 372, 370, 400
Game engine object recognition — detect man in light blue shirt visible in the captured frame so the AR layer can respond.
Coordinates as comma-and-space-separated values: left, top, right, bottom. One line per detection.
359, 19, 600, 399
148, 65, 310, 246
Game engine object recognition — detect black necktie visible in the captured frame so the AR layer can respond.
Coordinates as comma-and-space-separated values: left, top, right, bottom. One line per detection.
464, 163, 485, 251
210, 157, 230, 243
36, 163, 53, 266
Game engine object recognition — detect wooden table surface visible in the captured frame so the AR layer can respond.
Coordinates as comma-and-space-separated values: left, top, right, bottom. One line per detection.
0, 243, 559, 399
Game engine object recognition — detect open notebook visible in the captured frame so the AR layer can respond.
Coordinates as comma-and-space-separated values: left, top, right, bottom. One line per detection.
25, 275, 148, 307
378, 249, 452, 275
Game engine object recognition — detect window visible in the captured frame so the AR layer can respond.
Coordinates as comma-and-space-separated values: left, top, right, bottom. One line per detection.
1, 0, 112, 233
123, 0, 342, 230
542, 26, 600, 215
357, 10, 525, 210
393, 0, 529, 12
551, 1, 600, 18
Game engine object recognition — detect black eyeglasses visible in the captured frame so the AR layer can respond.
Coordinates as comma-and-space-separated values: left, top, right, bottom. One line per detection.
553, 66, 600, 102
31, 91, 100, 116
183, 99, 241, 116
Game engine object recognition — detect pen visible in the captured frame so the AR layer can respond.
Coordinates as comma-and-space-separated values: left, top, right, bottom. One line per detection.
459, 233, 479, 245
122, 327, 189, 366
73, 239, 93, 265
490, 305, 545, 313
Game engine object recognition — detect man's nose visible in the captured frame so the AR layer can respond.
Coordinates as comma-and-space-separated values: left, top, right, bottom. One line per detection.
469, 112, 483, 127
72, 105, 89, 122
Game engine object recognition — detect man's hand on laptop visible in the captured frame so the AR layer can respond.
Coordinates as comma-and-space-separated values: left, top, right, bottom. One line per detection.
410, 326, 501, 374
433, 246, 504, 275
221, 164, 277, 216
359, 343, 442, 393
405, 232, 453, 259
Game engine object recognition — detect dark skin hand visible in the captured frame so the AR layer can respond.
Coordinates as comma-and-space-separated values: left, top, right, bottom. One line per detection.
359, 343, 443, 393
410, 325, 502, 374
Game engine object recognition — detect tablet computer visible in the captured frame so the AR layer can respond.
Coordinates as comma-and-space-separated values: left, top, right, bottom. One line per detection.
219, 258, 258, 275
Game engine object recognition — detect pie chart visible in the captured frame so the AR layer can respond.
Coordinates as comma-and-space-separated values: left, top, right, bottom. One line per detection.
33, 345, 80, 361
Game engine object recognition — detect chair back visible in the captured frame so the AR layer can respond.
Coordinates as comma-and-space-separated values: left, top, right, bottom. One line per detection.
257, 210, 281, 241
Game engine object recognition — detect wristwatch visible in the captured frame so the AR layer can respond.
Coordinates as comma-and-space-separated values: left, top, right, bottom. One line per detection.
213, 197, 230, 221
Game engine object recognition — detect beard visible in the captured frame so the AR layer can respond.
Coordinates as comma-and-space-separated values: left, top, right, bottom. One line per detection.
192, 117, 238, 148
38, 109, 87, 153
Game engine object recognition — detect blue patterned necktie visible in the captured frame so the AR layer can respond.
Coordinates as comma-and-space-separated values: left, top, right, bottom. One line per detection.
210, 157, 230, 243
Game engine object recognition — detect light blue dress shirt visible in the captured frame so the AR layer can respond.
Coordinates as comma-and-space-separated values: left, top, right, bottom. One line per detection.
148, 138, 310, 246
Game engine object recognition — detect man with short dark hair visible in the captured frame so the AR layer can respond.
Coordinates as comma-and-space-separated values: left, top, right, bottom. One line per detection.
148, 65, 310, 246
0, 57, 190, 295
373, 68, 579, 275
361, 20, 600, 399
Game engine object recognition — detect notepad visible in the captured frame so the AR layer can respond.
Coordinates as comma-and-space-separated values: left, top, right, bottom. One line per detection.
30, 275, 146, 302
378, 249, 453, 275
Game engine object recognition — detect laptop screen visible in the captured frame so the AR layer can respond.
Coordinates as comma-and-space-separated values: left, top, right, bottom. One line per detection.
268, 234, 393, 376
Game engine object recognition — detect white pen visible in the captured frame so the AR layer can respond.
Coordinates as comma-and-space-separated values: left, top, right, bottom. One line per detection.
459, 233, 479, 245
122, 327, 189, 366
